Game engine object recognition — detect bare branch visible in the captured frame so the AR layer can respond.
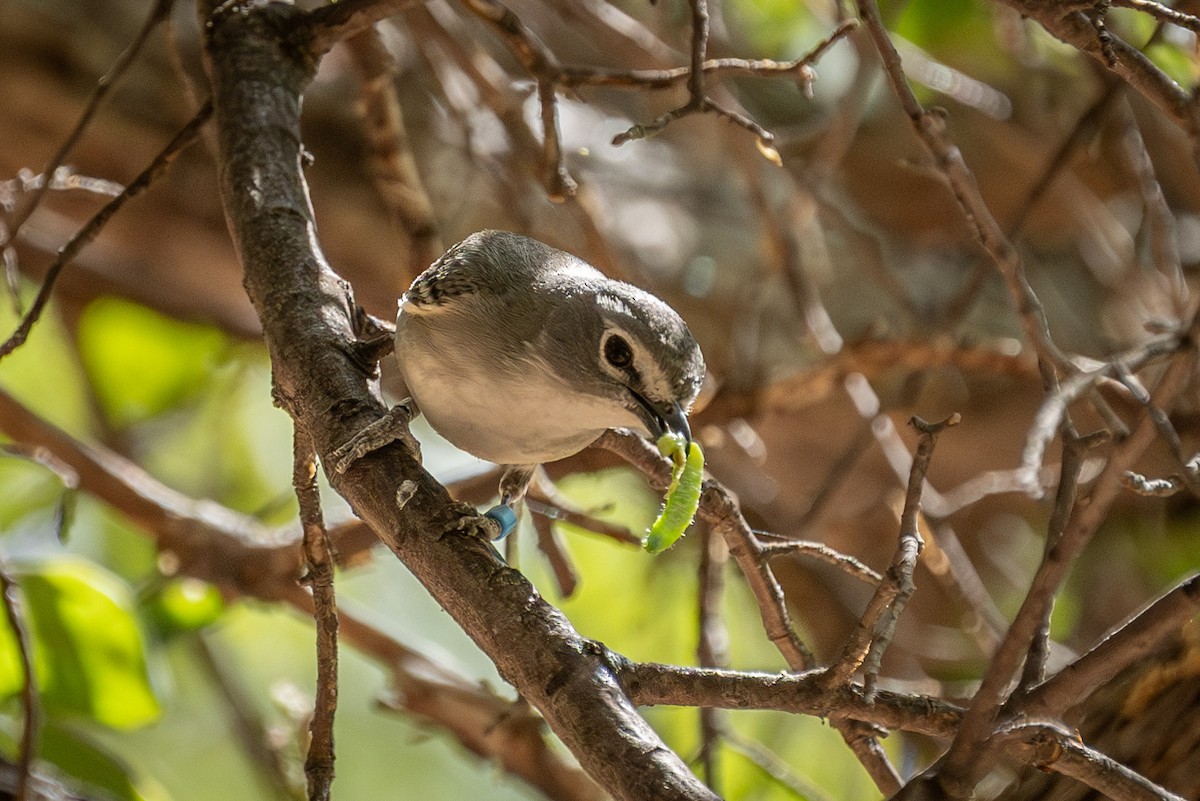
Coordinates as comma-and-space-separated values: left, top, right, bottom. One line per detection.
856, 0, 1067, 386
934, 330, 1199, 798
305, 0, 421, 56
201, 3, 720, 796
997, 2, 1200, 160
595, 430, 905, 791
0, 388, 602, 801
620, 662, 961, 738
1021, 430, 1088, 691
1, 0, 172, 248
293, 431, 338, 801
1018, 574, 1200, 719
0, 556, 37, 801
455, 0, 576, 198
0, 101, 212, 363
596, 430, 814, 669
696, 525, 729, 790
824, 414, 957, 693
1112, 0, 1200, 35
758, 537, 883, 585
1018, 336, 1179, 492
999, 721, 1187, 801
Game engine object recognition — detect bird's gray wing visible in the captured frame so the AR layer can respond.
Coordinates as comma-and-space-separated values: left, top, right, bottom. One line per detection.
402, 230, 603, 317
402, 241, 488, 314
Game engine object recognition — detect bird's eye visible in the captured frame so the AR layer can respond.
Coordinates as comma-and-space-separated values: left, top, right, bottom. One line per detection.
604, 335, 634, 369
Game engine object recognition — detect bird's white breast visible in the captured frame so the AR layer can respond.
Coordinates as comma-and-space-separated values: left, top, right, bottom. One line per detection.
397, 316, 644, 465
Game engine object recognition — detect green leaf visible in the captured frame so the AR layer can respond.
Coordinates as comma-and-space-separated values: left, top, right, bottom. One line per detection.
40, 723, 171, 801
0, 286, 92, 437
77, 297, 228, 429
5, 557, 160, 729
143, 578, 225, 635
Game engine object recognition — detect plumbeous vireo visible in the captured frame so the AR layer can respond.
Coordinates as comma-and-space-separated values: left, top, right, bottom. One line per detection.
333, 230, 706, 538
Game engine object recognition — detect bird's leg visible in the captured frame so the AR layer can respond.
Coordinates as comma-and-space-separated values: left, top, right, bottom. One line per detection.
499, 464, 537, 505
478, 464, 536, 540
329, 398, 422, 474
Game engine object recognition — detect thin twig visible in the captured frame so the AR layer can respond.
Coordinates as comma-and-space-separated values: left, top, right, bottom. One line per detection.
934, 328, 1199, 798
529, 504, 578, 598
1113, 93, 1186, 311
537, 79, 577, 200
758, 537, 883, 584
558, 42, 851, 90
696, 524, 728, 791
293, 430, 338, 801
608, 3, 852, 152
2, 0, 172, 249
1017, 335, 1179, 492
1112, 0, 1200, 33
455, 0, 575, 198
824, 415, 957, 694
596, 430, 815, 670
0, 101, 212, 363
859, 0, 1074, 401
1022, 430, 1087, 691
842, 723, 902, 794
525, 469, 642, 546
999, 2, 1200, 162
0, 556, 37, 801
596, 429, 907, 792
620, 661, 963, 738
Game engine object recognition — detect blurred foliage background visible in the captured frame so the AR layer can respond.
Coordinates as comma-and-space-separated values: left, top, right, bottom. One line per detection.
1, 0, 1199, 799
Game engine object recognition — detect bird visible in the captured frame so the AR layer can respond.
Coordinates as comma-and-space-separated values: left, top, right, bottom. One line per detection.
332, 230, 706, 539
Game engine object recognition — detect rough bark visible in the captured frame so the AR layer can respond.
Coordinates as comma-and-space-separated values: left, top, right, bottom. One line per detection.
201, 3, 718, 799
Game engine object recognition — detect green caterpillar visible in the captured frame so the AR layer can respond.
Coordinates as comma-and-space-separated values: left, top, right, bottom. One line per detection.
644, 432, 705, 554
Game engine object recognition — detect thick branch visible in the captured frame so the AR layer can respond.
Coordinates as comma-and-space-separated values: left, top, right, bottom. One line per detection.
996, 1, 1200, 162
999, 722, 1187, 801
201, 3, 716, 799
0, 383, 601, 801
1017, 574, 1200, 718
620, 662, 961, 739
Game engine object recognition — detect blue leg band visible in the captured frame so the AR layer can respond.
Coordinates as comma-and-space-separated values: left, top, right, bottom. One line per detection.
484, 504, 518, 540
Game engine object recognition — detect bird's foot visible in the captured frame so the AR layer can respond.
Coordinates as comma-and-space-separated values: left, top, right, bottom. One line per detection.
445, 501, 513, 541
484, 504, 518, 539
330, 400, 421, 474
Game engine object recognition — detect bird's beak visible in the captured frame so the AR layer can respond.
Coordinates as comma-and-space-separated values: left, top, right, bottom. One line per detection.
630, 391, 692, 445
661, 400, 692, 445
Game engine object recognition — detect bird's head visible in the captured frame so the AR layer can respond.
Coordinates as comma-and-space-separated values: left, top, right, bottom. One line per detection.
539, 279, 705, 444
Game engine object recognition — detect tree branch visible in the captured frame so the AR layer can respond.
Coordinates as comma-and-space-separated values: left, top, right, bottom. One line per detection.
293, 431, 338, 801
200, 3, 717, 798
620, 662, 962, 739
0, 386, 603, 801
1017, 574, 1200, 719
0, 101, 212, 363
